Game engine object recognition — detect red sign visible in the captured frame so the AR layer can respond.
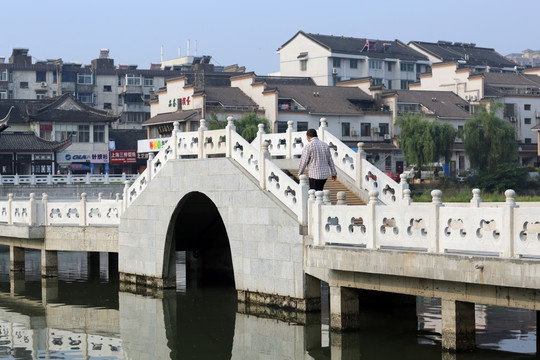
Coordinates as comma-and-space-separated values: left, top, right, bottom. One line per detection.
110, 150, 137, 164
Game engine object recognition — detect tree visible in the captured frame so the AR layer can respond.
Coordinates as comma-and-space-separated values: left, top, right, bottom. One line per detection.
205, 112, 270, 143
463, 104, 518, 174
397, 113, 457, 175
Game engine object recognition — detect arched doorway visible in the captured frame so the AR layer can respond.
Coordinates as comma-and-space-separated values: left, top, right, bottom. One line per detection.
164, 191, 235, 289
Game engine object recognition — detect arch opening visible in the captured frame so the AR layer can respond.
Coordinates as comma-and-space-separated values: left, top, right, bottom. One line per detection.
165, 191, 235, 290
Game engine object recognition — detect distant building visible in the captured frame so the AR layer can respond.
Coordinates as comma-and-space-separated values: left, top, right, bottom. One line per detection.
506, 50, 540, 68
277, 31, 430, 88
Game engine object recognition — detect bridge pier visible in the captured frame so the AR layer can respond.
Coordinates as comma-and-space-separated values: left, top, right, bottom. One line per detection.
9, 271, 25, 295
41, 249, 58, 277
329, 286, 359, 330
330, 331, 361, 359
9, 246, 25, 272
441, 299, 476, 352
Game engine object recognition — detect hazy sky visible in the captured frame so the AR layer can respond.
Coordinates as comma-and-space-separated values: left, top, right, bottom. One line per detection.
4, 0, 538, 75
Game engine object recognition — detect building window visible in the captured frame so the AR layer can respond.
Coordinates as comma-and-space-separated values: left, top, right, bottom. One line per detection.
36, 91, 46, 100
0, 91, 6, 99
103, 85, 112, 92
387, 62, 393, 71
144, 77, 154, 86
62, 71, 75, 82
118, 75, 123, 86
93, 125, 105, 143
297, 121, 308, 132
525, 138, 532, 144
36, 71, 46, 82
118, 95, 123, 105
400, 80, 410, 90
53, 72, 57, 83
78, 125, 90, 143
20, 82, 28, 89
369, 60, 382, 70
333, 58, 341, 68
400, 63, 414, 72
524, 104, 531, 111
379, 123, 389, 135
40, 124, 52, 140
126, 74, 141, 86
77, 73, 93, 85
387, 80, 392, 90
78, 93, 93, 103
125, 93, 142, 103
361, 123, 371, 137
350, 59, 358, 69
103, 103, 112, 110
372, 78, 383, 85
55, 124, 77, 142
277, 121, 288, 133
300, 59, 307, 71
525, 118, 532, 124
342, 122, 350, 136
0, 70, 8, 81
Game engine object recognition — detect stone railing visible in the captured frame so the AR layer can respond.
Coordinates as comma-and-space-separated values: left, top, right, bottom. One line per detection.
0, 173, 138, 186
252, 119, 406, 205
0, 192, 122, 226
310, 188, 540, 258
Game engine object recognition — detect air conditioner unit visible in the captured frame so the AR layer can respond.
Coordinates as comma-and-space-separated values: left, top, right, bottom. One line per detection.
384, 134, 391, 140
331, 68, 338, 75
40, 82, 47, 87
510, 116, 517, 122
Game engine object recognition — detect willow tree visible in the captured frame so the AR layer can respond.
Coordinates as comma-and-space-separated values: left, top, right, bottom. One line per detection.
463, 104, 517, 174
397, 113, 457, 175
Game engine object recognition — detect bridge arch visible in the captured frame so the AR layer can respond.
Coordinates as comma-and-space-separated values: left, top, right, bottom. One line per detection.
163, 191, 235, 287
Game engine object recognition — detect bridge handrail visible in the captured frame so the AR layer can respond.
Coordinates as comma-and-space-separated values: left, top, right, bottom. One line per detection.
252, 119, 406, 205
0, 193, 122, 227
310, 188, 540, 259
0, 173, 137, 186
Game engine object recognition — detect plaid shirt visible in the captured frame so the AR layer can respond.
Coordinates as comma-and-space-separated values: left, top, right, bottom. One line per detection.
298, 137, 337, 180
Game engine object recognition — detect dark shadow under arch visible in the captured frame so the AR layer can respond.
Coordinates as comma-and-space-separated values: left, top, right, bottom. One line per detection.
164, 191, 235, 288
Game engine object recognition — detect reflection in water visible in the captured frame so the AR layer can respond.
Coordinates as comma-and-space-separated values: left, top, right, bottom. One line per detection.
0, 247, 537, 359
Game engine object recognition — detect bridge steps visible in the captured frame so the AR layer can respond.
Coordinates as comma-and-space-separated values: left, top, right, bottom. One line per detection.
284, 170, 365, 205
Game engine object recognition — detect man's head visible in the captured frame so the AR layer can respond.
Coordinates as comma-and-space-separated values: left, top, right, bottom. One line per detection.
306, 128, 318, 140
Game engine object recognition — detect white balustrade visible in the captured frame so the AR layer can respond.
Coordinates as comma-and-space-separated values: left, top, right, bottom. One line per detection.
230, 132, 261, 180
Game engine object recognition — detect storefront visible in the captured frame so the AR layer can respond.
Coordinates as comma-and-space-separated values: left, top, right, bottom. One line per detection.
56, 151, 110, 174
109, 150, 138, 174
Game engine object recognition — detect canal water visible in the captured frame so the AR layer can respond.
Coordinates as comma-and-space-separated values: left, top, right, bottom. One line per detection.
0, 247, 537, 359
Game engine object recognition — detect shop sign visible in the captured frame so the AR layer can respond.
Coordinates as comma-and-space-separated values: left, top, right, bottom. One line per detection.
110, 150, 137, 164
58, 152, 109, 163
138, 137, 170, 153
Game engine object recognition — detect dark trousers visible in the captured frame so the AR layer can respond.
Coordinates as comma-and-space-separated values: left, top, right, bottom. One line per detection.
309, 178, 327, 191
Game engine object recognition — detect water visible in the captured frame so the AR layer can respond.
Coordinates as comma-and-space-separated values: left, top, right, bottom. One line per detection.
0, 247, 537, 359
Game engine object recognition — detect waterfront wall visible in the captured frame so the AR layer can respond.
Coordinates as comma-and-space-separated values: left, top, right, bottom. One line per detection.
0, 184, 125, 199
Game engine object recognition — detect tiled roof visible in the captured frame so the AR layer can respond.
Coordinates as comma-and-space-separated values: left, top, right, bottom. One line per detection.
201, 87, 258, 108
142, 109, 200, 126
275, 85, 374, 114
254, 76, 316, 86
28, 94, 119, 123
385, 90, 471, 118
0, 99, 55, 124
410, 41, 517, 68
281, 31, 428, 62
480, 72, 540, 87
0, 131, 71, 151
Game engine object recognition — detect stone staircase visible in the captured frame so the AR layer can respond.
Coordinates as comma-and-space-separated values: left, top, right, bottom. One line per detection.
284, 170, 365, 205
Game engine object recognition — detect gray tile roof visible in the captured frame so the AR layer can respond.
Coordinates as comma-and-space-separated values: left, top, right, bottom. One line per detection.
280, 31, 428, 62
28, 94, 119, 123
201, 87, 258, 109
480, 72, 540, 87
0, 131, 71, 151
385, 90, 471, 119
410, 41, 516, 68
142, 109, 200, 126
275, 85, 374, 114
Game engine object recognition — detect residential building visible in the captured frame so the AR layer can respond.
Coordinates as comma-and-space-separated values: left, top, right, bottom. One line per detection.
276, 31, 430, 88
506, 49, 540, 68
408, 41, 518, 73
410, 62, 540, 166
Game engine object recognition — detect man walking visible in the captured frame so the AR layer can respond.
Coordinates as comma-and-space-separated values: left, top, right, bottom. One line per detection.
298, 128, 337, 191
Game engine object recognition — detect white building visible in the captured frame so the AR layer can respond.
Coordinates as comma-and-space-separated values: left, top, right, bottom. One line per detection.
276, 31, 430, 88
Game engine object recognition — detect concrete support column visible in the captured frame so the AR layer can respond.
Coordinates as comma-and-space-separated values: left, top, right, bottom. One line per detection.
441, 299, 475, 352
330, 286, 359, 330
330, 331, 361, 360
9, 272, 25, 296
88, 252, 100, 278
41, 249, 58, 277
304, 274, 321, 312
41, 277, 58, 306
10, 246, 25, 272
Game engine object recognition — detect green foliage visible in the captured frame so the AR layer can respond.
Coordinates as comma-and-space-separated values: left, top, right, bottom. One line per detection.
207, 112, 227, 130
235, 112, 270, 142
463, 104, 518, 173
397, 113, 456, 172
472, 163, 528, 193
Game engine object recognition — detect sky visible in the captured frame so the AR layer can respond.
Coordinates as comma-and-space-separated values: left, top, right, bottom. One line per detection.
3, 0, 539, 75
